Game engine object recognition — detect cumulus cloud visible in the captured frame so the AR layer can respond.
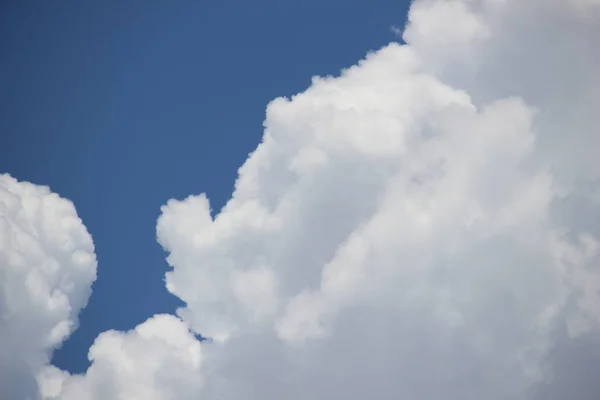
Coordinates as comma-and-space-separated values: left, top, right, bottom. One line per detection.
0, 175, 204, 400
155, 0, 600, 398
3, 0, 600, 399
0, 174, 97, 399
39, 314, 204, 400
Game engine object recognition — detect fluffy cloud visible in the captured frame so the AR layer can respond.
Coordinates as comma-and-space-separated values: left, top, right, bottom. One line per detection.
3, 0, 600, 399
0, 174, 97, 399
156, 0, 600, 399
0, 175, 204, 400
39, 314, 204, 400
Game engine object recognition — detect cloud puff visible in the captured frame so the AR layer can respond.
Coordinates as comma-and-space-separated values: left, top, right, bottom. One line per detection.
39, 314, 204, 400
3, 0, 600, 399
0, 174, 97, 399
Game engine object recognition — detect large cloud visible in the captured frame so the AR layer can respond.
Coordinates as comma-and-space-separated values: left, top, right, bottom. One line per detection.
155, 0, 600, 399
3, 0, 600, 399
0, 174, 97, 399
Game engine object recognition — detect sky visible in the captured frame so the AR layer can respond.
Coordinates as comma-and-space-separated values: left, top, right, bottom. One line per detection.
1, 1, 600, 400
1, 0, 409, 374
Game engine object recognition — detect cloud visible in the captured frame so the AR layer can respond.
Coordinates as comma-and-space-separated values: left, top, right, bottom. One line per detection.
155, 0, 600, 398
39, 314, 204, 400
0, 174, 97, 399
2, 0, 600, 399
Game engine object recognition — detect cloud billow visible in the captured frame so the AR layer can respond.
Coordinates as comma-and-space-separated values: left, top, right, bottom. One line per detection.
2, 0, 600, 399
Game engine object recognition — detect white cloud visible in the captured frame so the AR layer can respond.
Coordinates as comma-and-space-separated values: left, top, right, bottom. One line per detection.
39, 314, 204, 400
2, 0, 600, 399
155, 0, 600, 398
0, 174, 97, 399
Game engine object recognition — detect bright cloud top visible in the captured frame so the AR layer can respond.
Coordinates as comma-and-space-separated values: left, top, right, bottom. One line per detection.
3, 0, 600, 399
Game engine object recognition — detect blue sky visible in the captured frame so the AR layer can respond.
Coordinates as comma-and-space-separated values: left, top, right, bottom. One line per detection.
1, 0, 410, 374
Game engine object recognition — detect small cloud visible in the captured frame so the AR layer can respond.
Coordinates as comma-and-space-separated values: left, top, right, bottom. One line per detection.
390, 24, 404, 37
